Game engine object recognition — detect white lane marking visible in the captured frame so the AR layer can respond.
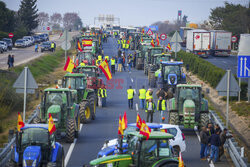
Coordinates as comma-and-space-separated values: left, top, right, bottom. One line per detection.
194, 127, 215, 167
131, 78, 133, 82
65, 124, 83, 166
133, 89, 136, 94
136, 103, 138, 111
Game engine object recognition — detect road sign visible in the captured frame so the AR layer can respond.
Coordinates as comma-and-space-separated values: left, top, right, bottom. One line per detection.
171, 43, 181, 52
160, 33, 167, 40
8, 33, 14, 38
170, 31, 183, 43
47, 26, 50, 31
231, 36, 237, 43
146, 28, 153, 36
149, 25, 158, 31
238, 56, 250, 78
61, 41, 71, 51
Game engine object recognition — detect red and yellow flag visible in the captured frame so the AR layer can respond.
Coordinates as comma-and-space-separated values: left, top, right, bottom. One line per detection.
17, 112, 25, 132
122, 112, 127, 130
78, 41, 83, 52
82, 39, 93, 47
139, 120, 151, 140
156, 34, 160, 46
151, 39, 155, 47
99, 59, 112, 80
142, 29, 145, 34
118, 115, 124, 136
64, 56, 75, 73
178, 152, 184, 167
167, 43, 171, 51
141, 37, 143, 42
136, 113, 142, 129
48, 113, 56, 135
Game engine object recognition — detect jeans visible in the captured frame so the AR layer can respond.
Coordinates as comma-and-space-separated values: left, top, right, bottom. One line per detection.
122, 63, 126, 71
102, 97, 106, 107
139, 99, 145, 109
200, 143, 207, 158
111, 65, 115, 74
210, 145, 219, 162
159, 110, 164, 123
128, 63, 132, 72
128, 99, 133, 109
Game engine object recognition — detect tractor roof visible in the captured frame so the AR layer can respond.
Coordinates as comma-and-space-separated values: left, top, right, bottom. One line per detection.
153, 53, 171, 57
177, 84, 202, 88
21, 124, 48, 130
64, 73, 86, 77
44, 88, 71, 92
77, 65, 97, 69
161, 61, 183, 65
127, 131, 174, 139
149, 47, 163, 50
128, 123, 162, 129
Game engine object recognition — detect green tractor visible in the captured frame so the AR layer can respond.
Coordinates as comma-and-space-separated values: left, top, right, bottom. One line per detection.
148, 53, 171, 88
90, 131, 179, 167
75, 50, 95, 66
62, 73, 96, 123
144, 47, 164, 76
35, 88, 80, 143
168, 84, 209, 129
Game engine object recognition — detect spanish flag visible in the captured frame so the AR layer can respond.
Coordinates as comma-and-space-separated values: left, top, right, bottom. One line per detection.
142, 29, 145, 35
151, 39, 155, 47
99, 59, 112, 80
82, 39, 93, 47
78, 41, 83, 52
48, 113, 56, 135
118, 115, 124, 136
156, 34, 160, 46
17, 112, 25, 132
136, 113, 142, 129
178, 152, 184, 167
64, 56, 75, 73
167, 43, 171, 51
139, 120, 151, 140
122, 112, 127, 130
141, 37, 143, 42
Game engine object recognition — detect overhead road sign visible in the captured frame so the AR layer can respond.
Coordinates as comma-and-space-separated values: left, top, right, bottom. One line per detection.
149, 25, 158, 31
237, 34, 250, 78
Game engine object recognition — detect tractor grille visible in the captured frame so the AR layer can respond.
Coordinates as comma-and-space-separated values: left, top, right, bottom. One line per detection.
26, 160, 34, 166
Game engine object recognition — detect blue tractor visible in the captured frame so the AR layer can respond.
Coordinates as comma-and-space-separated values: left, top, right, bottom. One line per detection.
157, 61, 186, 94
10, 124, 64, 167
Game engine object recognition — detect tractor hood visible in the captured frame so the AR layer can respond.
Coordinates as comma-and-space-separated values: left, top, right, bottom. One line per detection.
48, 105, 61, 114
90, 154, 132, 165
23, 146, 41, 166
183, 99, 195, 108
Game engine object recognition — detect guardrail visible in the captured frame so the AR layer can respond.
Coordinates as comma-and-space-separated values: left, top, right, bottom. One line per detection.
209, 110, 249, 167
0, 106, 39, 167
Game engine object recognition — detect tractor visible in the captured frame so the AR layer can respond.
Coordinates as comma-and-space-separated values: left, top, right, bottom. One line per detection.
157, 61, 186, 93
168, 84, 209, 129
35, 88, 80, 143
144, 47, 164, 76
62, 73, 97, 123
90, 131, 179, 167
148, 53, 171, 88
75, 50, 95, 66
10, 124, 64, 167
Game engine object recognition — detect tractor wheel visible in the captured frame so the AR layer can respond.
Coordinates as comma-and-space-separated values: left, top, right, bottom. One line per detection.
169, 112, 179, 125
79, 101, 92, 123
200, 113, 209, 129
75, 114, 80, 138
66, 119, 75, 143
88, 94, 96, 120
33, 116, 40, 124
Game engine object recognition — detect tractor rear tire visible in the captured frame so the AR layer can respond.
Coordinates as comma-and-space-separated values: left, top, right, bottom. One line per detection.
89, 95, 96, 120
79, 101, 92, 123
200, 113, 209, 129
169, 112, 179, 125
66, 119, 75, 143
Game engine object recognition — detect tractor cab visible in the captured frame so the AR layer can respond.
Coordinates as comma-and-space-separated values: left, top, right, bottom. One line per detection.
77, 65, 98, 78
75, 51, 95, 66
150, 53, 171, 71
11, 124, 64, 167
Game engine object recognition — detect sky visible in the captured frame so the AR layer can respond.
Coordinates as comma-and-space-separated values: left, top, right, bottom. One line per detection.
2, 0, 249, 27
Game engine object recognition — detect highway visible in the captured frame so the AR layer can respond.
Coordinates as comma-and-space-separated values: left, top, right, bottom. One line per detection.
61, 37, 231, 167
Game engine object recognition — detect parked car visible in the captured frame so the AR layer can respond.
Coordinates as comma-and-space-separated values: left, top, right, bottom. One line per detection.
39, 34, 49, 41
40, 41, 52, 52
0, 41, 8, 51
23, 36, 35, 45
23, 38, 30, 47
33, 35, 41, 43
0, 45, 4, 53
14, 39, 26, 48
2, 38, 13, 50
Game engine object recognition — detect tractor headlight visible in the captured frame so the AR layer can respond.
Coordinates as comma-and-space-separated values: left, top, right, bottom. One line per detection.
32, 159, 37, 167
23, 160, 27, 167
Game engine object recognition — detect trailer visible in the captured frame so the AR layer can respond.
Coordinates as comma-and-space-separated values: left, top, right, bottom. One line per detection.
180, 27, 193, 47
210, 30, 232, 57
186, 29, 211, 58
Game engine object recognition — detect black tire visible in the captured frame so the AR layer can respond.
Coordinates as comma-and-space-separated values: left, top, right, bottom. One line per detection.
200, 113, 209, 129
66, 119, 75, 143
75, 114, 80, 138
89, 95, 96, 120
79, 101, 92, 123
169, 112, 179, 125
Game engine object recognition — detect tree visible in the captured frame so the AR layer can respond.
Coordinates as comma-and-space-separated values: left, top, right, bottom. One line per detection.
50, 13, 62, 30
63, 12, 82, 30
18, 0, 38, 33
38, 12, 49, 26
0, 1, 16, 32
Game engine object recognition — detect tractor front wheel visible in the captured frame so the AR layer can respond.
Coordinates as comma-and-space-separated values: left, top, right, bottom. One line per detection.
66, 119, 75, 143
200, 113, 209, 129
79, 101, 92, 123
89, 96, 96, 120
169, 112, 179, 125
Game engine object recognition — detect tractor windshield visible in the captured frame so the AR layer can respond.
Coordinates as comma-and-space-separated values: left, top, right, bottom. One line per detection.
65, 77, 85, 90
151, 49, 163, 56
22, 128, 49, 146
164, 65, 181, 79
154, 56, 170, 64
179, 88, 200, 101
142, 45, 151, 52
77, 52, 93, 64
79, 68, 96, 77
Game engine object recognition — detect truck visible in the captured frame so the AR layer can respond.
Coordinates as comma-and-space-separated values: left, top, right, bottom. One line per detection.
179, 27, 193, 47
210, 30, 232, 57
186, 29, 211, 58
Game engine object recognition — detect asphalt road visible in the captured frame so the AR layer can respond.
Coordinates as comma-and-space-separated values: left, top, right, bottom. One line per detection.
0, 32, 78, 70
62, 37, 231, 167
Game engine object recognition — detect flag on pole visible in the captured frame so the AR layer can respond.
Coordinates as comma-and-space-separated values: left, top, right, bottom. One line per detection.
48, 113, 56, 135
156, 34, 160, 46
151, 39, 155, 47
122, 112, 128, 130
78, 41, 83, 52
136, 113, 142, 129
178, 152, 184, 167
99, 59, 112, 80
64, 56, 75, 73
139, 120, 151, 140
142, 29, 145, 34
167, 43, 171, 51
118, 115, 124, 136
17, 112, 25, 132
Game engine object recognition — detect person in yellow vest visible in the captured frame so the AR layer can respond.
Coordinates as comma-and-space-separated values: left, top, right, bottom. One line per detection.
51, 42, 55, 52
98, 87, 103, 107
127, 86, 135, 109
138, 85, 146, 109
80, 62, 85, 66
105, 55, 109, 62
101, 84, 107, 107
146, 88, 153, 101
145, 98, 155, 123
117, 39, 121, 49
110, 57, 116, 74
157, 96, 167, 123
98, 55, 102, 61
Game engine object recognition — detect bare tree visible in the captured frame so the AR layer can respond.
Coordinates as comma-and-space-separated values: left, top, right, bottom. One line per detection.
50, 13, 62, 29
63, 12, 82, 30
38, 12, 49, 26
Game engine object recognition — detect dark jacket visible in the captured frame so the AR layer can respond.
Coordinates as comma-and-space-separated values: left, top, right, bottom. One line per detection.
200, 130, 208, 144
220, 133, 232, 146
209, 133, 221, 147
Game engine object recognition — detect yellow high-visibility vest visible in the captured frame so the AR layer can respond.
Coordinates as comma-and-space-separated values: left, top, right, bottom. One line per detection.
51, 43, 55, 48
118, 40, 121, 44
127, 89, 134, 99
146, 91, 153, 100
122, 44, 126, 48
98, 55, 102, 61
111, 59, 115, 65
145, 101, 155, 112
139, 89, 146, 99
105, 56, 109, 61
80, 62, 85, 66
125, 44, 129, 49
157, 100, 166, 111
